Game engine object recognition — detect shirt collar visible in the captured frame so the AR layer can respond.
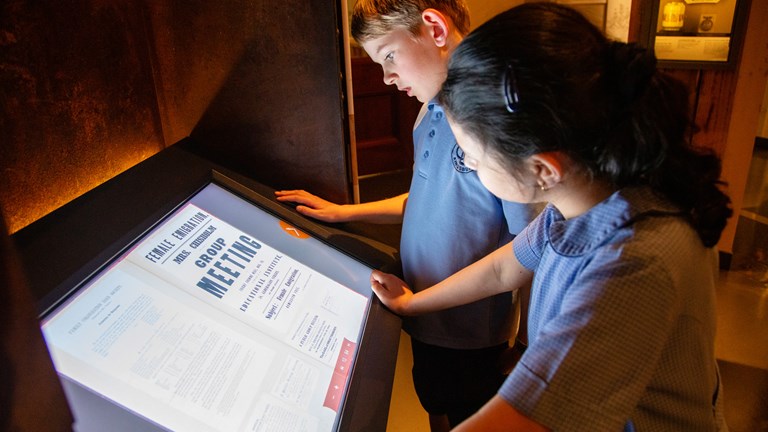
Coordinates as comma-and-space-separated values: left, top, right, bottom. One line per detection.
546, 187, 684, 256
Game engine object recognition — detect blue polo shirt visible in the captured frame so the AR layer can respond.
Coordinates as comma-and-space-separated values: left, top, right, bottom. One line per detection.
502, 187, 725, 431
400, 101, 536, 349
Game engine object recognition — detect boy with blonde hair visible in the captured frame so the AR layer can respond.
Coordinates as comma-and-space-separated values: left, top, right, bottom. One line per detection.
276, 1, 535, 429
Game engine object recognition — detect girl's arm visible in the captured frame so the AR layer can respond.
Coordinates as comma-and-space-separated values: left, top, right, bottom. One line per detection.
453, 395, 550, 432
370, 241, 533, 315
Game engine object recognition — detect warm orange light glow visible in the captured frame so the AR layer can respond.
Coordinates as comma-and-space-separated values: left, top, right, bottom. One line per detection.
3, 149, 159, 235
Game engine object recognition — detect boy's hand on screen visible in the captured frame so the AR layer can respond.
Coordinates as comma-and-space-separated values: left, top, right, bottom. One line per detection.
370, 270, 414, 315
275, 190, 347, 222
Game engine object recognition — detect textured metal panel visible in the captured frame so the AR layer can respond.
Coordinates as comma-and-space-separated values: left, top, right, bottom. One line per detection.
176, 0, 352, 204
1, 0, 351, 233
0, 1, 165, 233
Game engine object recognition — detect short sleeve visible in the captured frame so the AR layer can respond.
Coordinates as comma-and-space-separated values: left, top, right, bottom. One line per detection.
500, 249, 679, 431
501, 200, 541, 235
512, 205, 553, 271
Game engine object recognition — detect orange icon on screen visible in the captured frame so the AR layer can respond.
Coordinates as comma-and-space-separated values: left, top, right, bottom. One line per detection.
279, 221, 310, 239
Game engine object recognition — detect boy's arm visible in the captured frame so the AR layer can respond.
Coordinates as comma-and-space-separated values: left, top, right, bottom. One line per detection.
275, 190, 408, 224
371, 241, 532, 315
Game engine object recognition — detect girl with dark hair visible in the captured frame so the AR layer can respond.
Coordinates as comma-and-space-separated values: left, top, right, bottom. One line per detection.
371, 3, 732, 431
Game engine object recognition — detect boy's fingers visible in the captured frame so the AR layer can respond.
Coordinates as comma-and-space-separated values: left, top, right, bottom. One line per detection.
276, 193, 309, 204
275, 189, 307, 195
295, 205, 314, 215
275, 190, 317, 203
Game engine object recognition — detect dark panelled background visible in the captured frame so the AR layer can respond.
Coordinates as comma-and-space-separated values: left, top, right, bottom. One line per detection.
0, 0, 351, 235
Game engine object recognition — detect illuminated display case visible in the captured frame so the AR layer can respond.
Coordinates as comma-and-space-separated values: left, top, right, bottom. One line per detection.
12, 143, 401, 432
642, 0, 751, 69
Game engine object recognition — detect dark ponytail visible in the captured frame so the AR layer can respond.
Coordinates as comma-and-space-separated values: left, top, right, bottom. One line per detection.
439, 2, 731, 246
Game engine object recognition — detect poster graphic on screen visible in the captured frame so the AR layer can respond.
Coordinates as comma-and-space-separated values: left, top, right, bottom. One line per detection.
42, 201, 369, 432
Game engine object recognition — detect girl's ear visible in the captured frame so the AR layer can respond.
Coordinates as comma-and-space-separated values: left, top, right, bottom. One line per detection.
422, 8, 450, 47
529, 152, 564, 190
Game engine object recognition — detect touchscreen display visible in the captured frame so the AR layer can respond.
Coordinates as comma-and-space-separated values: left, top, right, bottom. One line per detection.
40, 182, 373, 432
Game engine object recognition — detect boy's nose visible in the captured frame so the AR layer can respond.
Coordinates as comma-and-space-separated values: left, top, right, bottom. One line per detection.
383, 72, 397, 86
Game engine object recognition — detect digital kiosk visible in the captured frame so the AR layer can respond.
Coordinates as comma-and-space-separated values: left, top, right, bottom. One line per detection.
16, 144, 402, 432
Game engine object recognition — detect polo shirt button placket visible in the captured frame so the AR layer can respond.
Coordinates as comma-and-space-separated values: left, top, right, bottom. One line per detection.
425, 129, 436, 160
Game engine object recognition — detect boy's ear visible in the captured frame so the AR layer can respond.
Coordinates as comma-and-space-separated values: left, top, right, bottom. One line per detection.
529, 152, 564, 189
422, 8, 450, 47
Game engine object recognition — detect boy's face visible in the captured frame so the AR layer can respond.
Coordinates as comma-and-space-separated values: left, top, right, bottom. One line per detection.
361, 25, 449, 103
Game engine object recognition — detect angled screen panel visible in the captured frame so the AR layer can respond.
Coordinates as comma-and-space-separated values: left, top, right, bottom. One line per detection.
40, 175, 378, 432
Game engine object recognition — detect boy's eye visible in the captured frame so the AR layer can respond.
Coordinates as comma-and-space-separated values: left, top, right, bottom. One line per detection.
384, 52, 394, 62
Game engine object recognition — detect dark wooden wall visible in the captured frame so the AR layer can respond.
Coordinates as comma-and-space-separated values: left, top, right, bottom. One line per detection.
0, 0, 351, 235
629, 0, 739, 158
351, 56, 421, 176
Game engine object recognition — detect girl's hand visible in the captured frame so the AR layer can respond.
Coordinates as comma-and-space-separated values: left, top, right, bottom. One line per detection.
370, 270, 415, 315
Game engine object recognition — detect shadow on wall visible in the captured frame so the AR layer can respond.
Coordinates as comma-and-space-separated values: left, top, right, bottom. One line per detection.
1, 0, 353, 235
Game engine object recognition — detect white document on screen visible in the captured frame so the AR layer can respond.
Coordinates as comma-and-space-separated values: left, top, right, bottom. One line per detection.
42, 204, 368, 432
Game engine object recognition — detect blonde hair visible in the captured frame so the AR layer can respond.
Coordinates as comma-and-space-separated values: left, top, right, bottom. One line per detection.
351, 0, 470, 42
